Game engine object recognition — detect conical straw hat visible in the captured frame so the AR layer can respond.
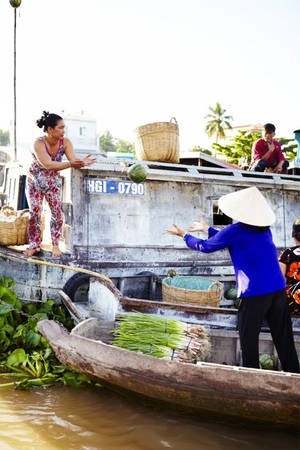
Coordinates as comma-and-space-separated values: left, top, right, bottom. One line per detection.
218, 187, 276, 226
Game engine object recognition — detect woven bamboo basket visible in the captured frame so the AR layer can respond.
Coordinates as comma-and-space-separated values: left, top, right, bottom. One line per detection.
0, 206, 29, 246
135, 117, 180, 163
162, 276, 223, 307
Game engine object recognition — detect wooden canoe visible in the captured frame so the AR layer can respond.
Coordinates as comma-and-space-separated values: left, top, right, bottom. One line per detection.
37, 317, 300, 428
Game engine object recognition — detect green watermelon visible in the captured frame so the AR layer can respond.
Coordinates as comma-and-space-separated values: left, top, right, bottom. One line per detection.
224, 287, 237, 300
233, 298, 241, 309
127, 163, 147, 183
259, 353, 275, 370
10, 0, 22, 7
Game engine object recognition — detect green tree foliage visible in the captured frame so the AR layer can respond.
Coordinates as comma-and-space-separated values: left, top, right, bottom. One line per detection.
99, 131, 116, 153
99, 131, 135, 155
212, 130, 297, 166
212, 130, 261, 166
205, 103, 233, 144
115, 139, 135, 154
0, 129, 10, 146
278, 137, 297, 161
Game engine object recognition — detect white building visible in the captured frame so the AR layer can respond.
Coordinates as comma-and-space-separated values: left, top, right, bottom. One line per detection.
64, 110, 99, 155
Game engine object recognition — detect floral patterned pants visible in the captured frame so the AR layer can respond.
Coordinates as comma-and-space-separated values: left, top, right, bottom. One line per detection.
26, 176, 64, 250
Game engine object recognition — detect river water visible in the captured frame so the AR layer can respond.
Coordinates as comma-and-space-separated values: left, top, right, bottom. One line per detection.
0, 383, 298, 450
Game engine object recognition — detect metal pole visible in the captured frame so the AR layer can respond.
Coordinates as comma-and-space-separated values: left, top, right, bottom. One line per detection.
13, 7, 17, 161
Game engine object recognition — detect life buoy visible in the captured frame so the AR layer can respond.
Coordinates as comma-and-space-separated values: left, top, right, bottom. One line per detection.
63, 273, 90, 302
63, 271, 161, 302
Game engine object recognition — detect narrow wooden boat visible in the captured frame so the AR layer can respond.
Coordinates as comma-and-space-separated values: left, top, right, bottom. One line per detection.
38, 317, 300, 428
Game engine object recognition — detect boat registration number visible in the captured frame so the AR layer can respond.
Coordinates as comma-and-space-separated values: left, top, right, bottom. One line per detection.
85, 178, 146, 196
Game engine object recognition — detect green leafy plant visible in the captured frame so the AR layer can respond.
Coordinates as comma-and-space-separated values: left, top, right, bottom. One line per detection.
0, 277, 96, 390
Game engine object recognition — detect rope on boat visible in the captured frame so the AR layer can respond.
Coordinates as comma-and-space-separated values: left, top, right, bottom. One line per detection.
26, 258, 112, 282
0, 249, 111, 282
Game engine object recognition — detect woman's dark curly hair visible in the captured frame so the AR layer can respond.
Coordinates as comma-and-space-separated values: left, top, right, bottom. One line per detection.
292, 219, 300, 241
36, 111, 63, 132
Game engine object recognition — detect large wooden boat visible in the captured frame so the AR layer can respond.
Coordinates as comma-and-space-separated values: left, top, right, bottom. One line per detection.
1, 155, 300, 304
60, 276, 236, 327
37, 316, 300, 429
59, 277, 300, 335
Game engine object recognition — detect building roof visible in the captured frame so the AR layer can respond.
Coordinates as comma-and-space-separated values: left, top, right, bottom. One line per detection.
180, 151, 240, 169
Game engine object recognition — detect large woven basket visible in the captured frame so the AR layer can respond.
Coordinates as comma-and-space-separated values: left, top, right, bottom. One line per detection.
0, 206, 29, 246
135, 117, 180, 163
162, 276, 223, 307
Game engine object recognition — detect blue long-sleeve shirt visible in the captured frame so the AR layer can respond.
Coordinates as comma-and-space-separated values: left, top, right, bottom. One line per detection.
184, 222, 285, 298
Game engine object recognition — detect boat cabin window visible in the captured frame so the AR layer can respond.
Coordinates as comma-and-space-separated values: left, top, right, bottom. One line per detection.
7, 177, 16, 203
79, 127, 86, 137
17, 175, 28, 210
213, 203, 232, 226
0, 166, 5, 188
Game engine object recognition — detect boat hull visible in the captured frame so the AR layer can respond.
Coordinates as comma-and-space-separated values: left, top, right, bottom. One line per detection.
38, 319, 300, 428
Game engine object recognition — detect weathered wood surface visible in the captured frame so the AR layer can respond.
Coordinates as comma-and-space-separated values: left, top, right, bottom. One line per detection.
38, 318, 300, 428
59, 282, 239, 332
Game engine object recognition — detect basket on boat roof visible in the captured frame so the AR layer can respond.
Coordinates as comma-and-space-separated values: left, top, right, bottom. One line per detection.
135, 117, 180, 163
162, 276, 223, 307
0, 206, 29, 246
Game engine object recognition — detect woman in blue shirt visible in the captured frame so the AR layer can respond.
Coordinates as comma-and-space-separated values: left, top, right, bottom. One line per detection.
167, 187, 299, 373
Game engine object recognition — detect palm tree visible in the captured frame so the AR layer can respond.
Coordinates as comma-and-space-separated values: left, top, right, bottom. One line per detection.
205, 102, 233, 144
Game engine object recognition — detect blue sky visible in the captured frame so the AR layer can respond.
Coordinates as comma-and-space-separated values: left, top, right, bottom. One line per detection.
0, 0, 300, 151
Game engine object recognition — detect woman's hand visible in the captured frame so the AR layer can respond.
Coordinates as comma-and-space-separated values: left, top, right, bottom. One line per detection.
69, 154, 97, 169
83, 154, 97, 166
187, 215, 209, 233
70, 159, 85, 168
166, 224, 185, 238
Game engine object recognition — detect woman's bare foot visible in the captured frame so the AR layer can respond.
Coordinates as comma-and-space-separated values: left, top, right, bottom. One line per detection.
52, 246, 62, 258
23, 248, 40, 257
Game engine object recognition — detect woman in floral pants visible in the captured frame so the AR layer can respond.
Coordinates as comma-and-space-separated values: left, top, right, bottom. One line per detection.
24, 111, 96, 258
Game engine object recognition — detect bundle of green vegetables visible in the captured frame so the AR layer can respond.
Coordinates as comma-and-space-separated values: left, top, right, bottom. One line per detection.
111, 312, 211, 363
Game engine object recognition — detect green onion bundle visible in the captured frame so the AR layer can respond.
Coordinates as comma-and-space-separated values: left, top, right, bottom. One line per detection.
114, 313, 185, 335
112, 342, 172, 358
111, 313, 211, 362
113, 330, 183, 349
112, 313, 184, 358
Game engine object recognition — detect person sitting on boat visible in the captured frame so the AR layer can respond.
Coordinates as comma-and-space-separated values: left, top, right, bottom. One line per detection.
278, 218, 300, 315
249, 123, 289, 173
166, 187, 299, 373
24, 111, 96, 258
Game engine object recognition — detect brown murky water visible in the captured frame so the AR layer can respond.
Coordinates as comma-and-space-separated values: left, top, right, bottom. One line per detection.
0, 384, 298, 450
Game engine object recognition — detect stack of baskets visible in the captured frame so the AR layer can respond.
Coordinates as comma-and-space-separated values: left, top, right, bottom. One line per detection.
135, 117, 180, 163
0, 206, 29, 246
162, 276, 223, 307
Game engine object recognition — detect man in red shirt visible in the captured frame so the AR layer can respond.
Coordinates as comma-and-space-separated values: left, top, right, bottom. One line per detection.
250, 123, 289, 173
